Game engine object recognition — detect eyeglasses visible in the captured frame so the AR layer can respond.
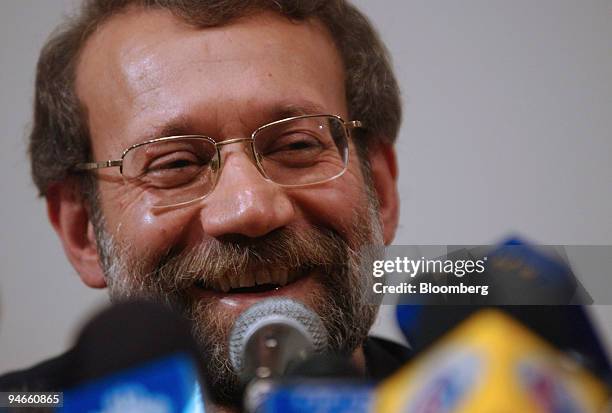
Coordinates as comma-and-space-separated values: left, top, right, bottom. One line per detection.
74, 114, 362, 209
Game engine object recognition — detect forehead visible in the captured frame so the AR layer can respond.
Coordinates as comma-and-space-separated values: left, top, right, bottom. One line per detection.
75, 8, 347, 155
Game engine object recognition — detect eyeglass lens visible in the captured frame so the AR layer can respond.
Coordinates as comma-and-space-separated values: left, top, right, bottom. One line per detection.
121, 115, 348, 207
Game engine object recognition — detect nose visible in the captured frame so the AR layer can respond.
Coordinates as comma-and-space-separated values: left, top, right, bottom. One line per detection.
198, 144, 295, 239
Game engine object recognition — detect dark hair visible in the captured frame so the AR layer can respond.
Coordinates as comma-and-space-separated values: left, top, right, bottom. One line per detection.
29, 0, 401, 196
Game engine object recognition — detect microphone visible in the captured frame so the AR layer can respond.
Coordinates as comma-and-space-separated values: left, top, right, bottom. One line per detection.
229, 298, 328, 412
377, 308, 611, 412
260, 353, 374, 413
229, 298, 328, 382
231, 298, 383, 413
385, 239, 611, 410
59, 300, 206, 412
283, 353, 362, 379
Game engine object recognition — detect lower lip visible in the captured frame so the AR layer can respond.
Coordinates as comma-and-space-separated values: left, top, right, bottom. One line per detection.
189, 272, 318, 312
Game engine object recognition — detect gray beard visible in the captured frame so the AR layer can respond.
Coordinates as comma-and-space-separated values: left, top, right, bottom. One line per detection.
91, 190, 383, 406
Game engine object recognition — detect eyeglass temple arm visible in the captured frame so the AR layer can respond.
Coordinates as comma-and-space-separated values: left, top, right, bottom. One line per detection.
74, 160, 122, 171
346, 120, 363, 129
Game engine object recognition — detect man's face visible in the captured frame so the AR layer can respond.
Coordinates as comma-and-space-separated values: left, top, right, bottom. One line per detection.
75, 7, 386, 403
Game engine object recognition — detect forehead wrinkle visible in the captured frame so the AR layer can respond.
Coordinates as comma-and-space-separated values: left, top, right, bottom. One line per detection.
77, 8, 347, 158
77, 8, 345, 102
124, 14, 341, 102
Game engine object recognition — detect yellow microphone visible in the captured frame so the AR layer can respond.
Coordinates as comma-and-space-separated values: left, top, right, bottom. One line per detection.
375, 309, 610, 412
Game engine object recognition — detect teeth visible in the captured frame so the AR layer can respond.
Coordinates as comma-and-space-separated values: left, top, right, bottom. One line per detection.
218, 277, 231, 293
286, 271, 297, 284
256, 270, 271, 285
209, 279, 219, 291
239, 272, 255, 288
276, 269, 288, 286
205, 268, 302, 292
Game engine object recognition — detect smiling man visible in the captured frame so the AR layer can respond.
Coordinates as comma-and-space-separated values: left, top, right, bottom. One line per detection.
2, 0, 404, 409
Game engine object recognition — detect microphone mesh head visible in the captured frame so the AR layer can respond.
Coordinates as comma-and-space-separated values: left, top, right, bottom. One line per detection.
229, 298, 328, 374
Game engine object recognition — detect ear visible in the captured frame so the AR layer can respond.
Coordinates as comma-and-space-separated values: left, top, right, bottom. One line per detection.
367, 142, 400, 245
46, 181, 107, 289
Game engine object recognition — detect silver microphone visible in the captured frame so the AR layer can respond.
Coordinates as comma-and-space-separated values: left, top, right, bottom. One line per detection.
229, 297, 328, 383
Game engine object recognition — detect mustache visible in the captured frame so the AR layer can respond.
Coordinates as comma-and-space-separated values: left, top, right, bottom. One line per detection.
144, 225, 350, 293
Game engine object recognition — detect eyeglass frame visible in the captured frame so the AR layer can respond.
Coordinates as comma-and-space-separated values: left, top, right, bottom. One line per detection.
74, 113, 363, 208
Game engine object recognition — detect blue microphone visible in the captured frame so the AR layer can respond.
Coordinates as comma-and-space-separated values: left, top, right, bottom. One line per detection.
57, 300, 207, 412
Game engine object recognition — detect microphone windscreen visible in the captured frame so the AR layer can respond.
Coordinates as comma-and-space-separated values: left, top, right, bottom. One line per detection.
229, 298, 328, 380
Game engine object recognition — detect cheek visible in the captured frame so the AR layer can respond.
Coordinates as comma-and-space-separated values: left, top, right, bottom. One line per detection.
97, 184, 196, 256
290, 161, 370, 242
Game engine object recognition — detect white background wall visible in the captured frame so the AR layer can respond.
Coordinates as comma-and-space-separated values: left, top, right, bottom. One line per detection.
1, 0, 611, 373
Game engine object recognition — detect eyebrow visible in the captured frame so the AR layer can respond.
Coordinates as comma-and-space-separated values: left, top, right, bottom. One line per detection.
271, 101, 330, 120
134, 100, 331, 143
136, 116, 192, 145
